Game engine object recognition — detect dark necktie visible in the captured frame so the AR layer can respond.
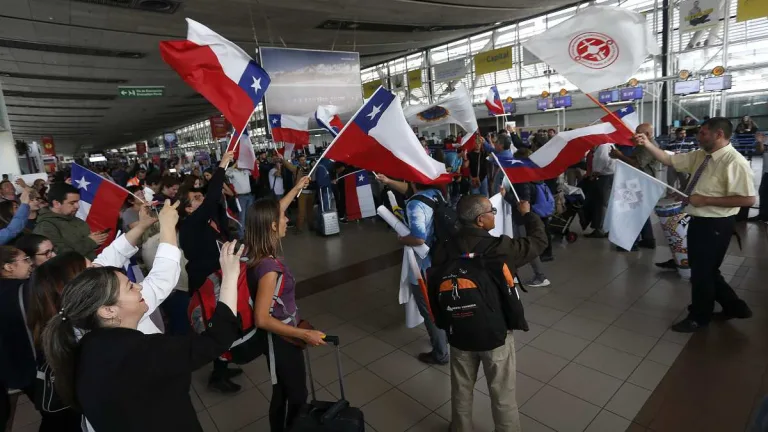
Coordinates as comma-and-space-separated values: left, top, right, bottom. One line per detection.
682, 155, 712, 203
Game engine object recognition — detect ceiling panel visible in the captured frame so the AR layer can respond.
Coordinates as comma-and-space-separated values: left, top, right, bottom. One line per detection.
1, 0, 574, 154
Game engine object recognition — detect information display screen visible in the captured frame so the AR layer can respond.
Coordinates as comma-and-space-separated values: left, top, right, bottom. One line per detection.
553, 95, 572, 108
673, 80, 701, 95
620, 87, 643, 101
703, 75, 732, 92
536, 98, 550, 111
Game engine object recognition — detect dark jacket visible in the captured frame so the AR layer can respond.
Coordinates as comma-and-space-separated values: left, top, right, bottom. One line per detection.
76, 304, 239, 432
0, 278, 35, 390
180, 167, 231, 293
33, 208, 98, 260
432, 212, 548, 274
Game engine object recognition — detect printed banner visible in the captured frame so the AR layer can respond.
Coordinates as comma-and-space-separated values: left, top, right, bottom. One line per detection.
135, 141, 147, 155
41, 136, 55, 156
680, 0, 723, 33
407, 69, 422, 89
433, 58, 466, 83
260, 47, 362, 116
363, 81, 381, 98
474, 46, 513, 76
737, 0, 768, 22
209, 116, 231, 139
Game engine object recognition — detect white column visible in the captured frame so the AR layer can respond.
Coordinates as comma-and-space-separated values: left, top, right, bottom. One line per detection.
0, 84, 22, 176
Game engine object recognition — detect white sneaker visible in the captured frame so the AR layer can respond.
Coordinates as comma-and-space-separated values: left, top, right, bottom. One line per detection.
526, 278, 551, 288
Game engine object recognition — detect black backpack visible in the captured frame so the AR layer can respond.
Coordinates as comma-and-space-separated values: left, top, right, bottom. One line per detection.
426, 238, 529, 352
409, 193, 460, 248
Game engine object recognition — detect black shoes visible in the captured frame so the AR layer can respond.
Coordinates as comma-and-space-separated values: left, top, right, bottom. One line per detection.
417, 351, 448, 366
585, 230, 608, 238
540, 255, 554, 262
713, 303, 753, 321
224, 367, 244, 379
655, 259, 678, 270
616, 245, 639, 252
671, 318, 706, 333
208, 376, 242, 393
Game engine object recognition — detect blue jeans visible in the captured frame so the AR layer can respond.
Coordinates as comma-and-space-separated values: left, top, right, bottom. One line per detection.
237, 194, 255, 238
160, 290, 190, 336
410, 284, 448, 362
471, 177, 489, 197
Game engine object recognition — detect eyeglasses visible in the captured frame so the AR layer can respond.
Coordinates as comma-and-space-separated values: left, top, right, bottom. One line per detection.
477, 207, 498, 218
35, 249, 55, 258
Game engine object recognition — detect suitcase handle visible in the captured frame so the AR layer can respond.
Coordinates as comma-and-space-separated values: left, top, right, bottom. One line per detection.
320, 400, 350, 424
324, 335, 340, 346
304, 334, 345, 403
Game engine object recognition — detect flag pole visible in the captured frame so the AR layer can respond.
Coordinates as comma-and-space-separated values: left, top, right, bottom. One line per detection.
491, 153, 521, 202
227, 108, 257, 155
585, 93, 637, 137
335, 169, 366, 182
615, 159, 688, 198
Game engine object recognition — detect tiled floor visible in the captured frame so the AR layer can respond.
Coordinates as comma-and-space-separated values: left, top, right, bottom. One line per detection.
8, 215, 750, 431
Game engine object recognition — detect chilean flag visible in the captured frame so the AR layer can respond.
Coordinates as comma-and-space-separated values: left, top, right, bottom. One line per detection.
72, 164, 130, 248
159, 19, 270, 133
345, 171, 377, 221
269, 114, 309, 147
325, 87, 451, 185
230, 130, 259, 179
598, 105, 639, 146
315, 105, 344, 137
485, 86, 505, 116
496, 122, 631, 183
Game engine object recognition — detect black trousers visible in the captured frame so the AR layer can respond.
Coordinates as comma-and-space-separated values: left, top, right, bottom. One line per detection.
1, 382, 81, 432
266, 336, 307, 432
759, 172, 768, 220
687, 216, 745, 323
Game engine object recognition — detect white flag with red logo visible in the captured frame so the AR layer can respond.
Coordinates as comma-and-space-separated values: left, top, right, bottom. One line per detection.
523, 6, 659, 93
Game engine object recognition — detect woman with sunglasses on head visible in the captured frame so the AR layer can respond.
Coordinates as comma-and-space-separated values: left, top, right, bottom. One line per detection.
245, 175, 327, 432
41, 240, 243, 432
1, 204, 169, 431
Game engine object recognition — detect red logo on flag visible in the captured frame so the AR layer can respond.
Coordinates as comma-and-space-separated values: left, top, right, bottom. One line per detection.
568, 32, 619, 70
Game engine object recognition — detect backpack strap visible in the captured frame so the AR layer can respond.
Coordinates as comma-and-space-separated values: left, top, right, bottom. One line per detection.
266, 258, 295, 385
409, 194, 437, 209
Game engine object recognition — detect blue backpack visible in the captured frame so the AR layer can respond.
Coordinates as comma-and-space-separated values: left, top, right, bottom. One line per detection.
531, 183, 555, 217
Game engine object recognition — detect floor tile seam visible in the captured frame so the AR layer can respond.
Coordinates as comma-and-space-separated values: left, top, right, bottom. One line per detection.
356, 386, 434, 426
518, 383, 602, 430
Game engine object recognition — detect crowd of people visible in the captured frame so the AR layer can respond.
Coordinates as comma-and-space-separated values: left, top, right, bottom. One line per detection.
0, 113, 762, 432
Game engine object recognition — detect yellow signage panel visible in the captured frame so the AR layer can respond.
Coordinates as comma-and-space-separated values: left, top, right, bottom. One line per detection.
737, 0, 768, 22
362, 81, 380, 98
407, 69, 422, 89
474, 47, 513, 76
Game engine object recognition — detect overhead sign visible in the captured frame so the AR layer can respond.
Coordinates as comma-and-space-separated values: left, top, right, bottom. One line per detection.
135, 141, 147, 155
680, 0, 722, 33
407, 69, 422, 89
118, 86, 165, 98
620, 87, 644, 101
474, 46, 513, 76
362, 81, 381, 98
553, 95, 572, 108
433, 58, 466, 83
737, 0, 768, 22
599, 90, 620, 104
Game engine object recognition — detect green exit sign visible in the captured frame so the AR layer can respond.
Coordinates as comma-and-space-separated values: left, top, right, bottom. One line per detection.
118, 86, 165, 98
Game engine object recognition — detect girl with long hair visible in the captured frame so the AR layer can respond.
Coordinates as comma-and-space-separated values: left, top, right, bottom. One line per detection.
41, 239, 243, 432
245, 176, 326, 432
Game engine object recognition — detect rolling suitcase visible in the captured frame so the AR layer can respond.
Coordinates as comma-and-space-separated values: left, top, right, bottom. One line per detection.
316, 187, 340, 236
290, 336, 364, 431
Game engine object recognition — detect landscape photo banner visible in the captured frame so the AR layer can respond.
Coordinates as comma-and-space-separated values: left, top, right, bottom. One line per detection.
260, 47, 362, 117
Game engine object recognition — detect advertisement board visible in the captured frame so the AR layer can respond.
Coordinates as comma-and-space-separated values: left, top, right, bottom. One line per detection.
433, 59, 467, 83
41, 136, 55, 156
474, 46, 513, 76
209, 116, 231, 139
135, 141, 147, 155
680, 0, 723, 33
260, 47, 362, 116
163, 132, 178, 150
407, 69, 422, 89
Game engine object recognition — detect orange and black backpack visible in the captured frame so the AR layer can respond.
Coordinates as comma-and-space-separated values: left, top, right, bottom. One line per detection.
427, 237, 528, 352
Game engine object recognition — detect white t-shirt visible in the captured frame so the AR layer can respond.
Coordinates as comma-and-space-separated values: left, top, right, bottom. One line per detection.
269, 168, 285, 196
592, 144, 616, 175
226, 168, 251, 195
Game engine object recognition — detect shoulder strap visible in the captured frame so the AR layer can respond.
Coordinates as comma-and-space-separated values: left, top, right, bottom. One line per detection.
409, 194, 438, 209
18, 283, 36, 361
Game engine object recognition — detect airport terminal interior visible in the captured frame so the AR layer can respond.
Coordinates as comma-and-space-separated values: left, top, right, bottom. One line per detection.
2, 0, 768, 432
